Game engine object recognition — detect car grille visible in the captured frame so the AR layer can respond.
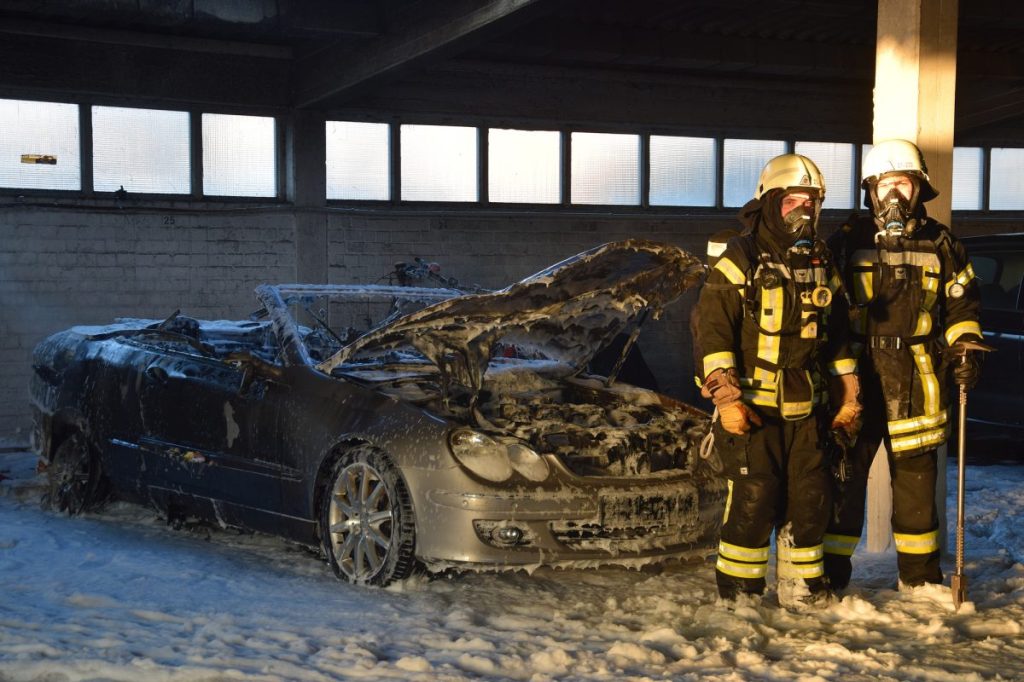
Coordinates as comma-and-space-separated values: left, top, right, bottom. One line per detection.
550, 490, 700, 552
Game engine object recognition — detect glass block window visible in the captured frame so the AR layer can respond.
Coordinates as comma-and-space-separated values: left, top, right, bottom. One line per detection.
794, 141, 855, 209
723, 139, 787, 207
202, 113, 276, 197
400, 124, 477, 202
93, 106, 190, 194
990, 148, 1024, 210
0, 98, 80, 191
952, 147, 984, 210
488, 128, 560, 204
649, 135, 715, 206
571, 132, 640, 205
326, 121, 390, 200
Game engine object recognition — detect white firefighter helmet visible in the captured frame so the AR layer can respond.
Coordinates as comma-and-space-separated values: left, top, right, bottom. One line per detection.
754, 153, 825, 200
861, 139, 938, 201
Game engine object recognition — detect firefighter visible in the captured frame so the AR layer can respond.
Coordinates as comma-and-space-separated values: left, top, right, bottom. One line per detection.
823, 139, 983, 591
695, 154, 859, 606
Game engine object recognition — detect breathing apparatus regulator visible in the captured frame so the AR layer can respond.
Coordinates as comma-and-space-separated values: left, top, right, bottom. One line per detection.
861, 139, 939, 241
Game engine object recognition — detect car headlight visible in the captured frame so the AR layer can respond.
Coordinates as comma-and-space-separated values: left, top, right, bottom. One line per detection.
506, 443, 549, 482
448, 429, 549, 482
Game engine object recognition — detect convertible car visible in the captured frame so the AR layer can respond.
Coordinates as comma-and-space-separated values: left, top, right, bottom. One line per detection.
30, 240, 726, 586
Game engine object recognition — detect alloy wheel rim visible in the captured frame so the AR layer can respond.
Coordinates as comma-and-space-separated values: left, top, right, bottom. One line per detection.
328, 461, 394, 581
52, 440, 91, 514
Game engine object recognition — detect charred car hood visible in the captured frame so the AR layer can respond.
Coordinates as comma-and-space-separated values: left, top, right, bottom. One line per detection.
318, 240, 704, 391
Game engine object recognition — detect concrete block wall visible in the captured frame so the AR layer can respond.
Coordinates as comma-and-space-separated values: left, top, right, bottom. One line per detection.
0, 207, 296, 438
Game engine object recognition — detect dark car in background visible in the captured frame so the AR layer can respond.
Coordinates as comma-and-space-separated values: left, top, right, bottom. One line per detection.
30, 240, 726, 586
962, 233, 1024, 458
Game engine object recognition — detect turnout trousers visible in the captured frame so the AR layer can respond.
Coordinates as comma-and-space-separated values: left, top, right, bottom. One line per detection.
713, 412, 831, 598
823, 371, 943, 590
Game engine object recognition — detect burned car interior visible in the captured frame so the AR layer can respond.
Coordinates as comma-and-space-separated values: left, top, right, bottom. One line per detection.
32, 240, 726, 586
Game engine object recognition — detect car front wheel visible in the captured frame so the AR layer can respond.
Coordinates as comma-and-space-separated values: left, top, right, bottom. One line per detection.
320, 446, 416, 586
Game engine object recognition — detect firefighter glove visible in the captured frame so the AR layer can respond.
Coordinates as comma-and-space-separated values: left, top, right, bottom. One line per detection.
701, 368, 743, 406
719, 400, 762, 435
951, 345, 981, 390
828, 373, 862, 439
830, 402, 862, 440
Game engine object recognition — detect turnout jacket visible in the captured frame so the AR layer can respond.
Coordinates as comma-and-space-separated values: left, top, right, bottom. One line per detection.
697, 226, 855, 420
828, 215, 982, 458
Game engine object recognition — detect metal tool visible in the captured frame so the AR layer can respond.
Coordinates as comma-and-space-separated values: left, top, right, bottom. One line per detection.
946, 339, 995, 611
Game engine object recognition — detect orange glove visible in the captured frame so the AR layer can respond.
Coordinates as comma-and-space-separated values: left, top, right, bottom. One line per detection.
829, 373, 862, 439
830, 401, 862, 439
719, 400, 762, 435
702, 368, 742, 406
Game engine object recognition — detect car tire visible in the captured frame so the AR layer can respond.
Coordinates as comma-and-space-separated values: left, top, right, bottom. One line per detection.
319, 446, 416, 587
45, 432, 106, 515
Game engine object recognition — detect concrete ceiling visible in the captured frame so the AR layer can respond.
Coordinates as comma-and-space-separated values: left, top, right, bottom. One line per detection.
0, 0, 1021, 142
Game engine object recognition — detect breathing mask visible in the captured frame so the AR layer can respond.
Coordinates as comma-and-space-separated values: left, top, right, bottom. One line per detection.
783, 198, 817, 246
764, 189, 820, 251
877, 187, 912, 234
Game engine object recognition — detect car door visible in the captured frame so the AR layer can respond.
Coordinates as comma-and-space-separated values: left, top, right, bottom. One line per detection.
969, 247, 1024, 431
135, 339, 287, 517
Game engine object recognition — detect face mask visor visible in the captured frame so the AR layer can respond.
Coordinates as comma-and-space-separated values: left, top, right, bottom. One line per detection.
870, 174, 920, 237
780, 190, 821, 247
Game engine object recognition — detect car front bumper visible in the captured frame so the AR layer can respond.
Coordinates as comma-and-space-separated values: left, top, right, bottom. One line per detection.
411, 470, 727, 570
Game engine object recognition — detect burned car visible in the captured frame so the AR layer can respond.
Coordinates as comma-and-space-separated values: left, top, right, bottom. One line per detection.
30, 240, 726, 586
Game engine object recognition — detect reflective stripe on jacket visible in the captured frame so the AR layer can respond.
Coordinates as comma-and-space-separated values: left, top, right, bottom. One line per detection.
829, 216, 983, 457
696, 232, 854, 419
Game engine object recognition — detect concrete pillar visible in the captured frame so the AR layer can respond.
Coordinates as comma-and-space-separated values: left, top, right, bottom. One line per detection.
286, 109, 328, 285
866, 0, 958, 553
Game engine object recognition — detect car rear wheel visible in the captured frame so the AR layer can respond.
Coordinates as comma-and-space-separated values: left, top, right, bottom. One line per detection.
320, 446, 416, 586
45, 432, 105, 515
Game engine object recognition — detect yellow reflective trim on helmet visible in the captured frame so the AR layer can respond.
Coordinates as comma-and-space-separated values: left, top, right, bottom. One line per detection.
945, 320, 983, 346
719, 541, 771, 563
824, 533, 860, 556
714, 257, 747, 287
893, 530, 940, 554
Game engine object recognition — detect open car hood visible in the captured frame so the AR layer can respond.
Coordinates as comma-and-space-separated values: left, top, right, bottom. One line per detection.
317, 240, 705, 391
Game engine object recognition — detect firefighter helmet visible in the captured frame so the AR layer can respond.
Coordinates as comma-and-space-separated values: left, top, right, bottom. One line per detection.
754, 154, 825, 200
861, 139, 938, 202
